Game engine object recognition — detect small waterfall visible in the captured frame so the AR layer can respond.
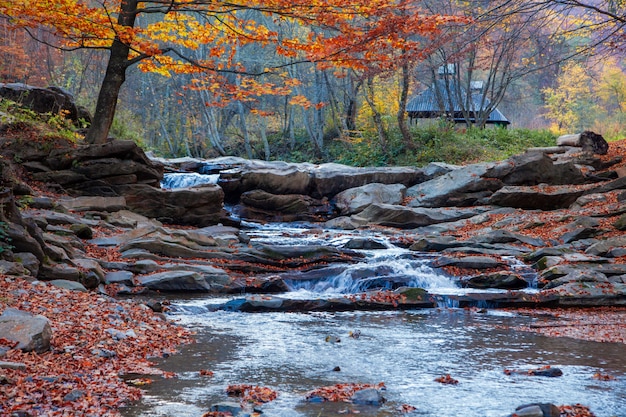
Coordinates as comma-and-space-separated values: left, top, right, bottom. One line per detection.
161, 172, 220, 189
284, 256, 458, 296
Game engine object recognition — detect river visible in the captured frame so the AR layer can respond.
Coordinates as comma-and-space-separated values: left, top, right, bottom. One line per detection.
122, 219, 626, 417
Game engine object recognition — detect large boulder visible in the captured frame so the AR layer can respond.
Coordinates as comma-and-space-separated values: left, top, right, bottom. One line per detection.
0, 308, 52, 353
116, 183, 225, 226
240, 166, 313, 195
136, 270, 213, 291
485, 150, 587, 185
237, 189, 331, 222
0, 83, 84, 125
334, 183, 406, 215
312, 163, 426, 198
406, 163, 501, 208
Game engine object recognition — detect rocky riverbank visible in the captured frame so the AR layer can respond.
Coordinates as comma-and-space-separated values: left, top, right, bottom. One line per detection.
0, 112, 626, 415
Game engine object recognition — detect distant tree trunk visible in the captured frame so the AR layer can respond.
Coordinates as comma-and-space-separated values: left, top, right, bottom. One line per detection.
237, 101, 253, 158
364, 77, 388, 153
345, 77, 362, 132
397, 62, 415, 150
85, 0, 138, 144
259, 115, 271, 160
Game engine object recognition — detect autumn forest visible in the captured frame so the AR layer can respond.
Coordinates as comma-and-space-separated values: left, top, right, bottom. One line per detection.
1, 0, 626, 164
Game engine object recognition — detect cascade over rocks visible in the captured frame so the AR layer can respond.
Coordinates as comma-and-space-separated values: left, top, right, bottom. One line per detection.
0, 123, 625, 312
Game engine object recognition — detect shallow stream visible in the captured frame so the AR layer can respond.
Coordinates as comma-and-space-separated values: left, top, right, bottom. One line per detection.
122, 223, 626, 417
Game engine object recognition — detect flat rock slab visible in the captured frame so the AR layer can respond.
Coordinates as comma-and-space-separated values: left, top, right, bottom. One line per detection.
136, 270, 212, 292
431, 256, 506, 270
352, 204, 490, 229
488, 184, 597, 210
57, 196, 127, 212
220, 294, 436, 312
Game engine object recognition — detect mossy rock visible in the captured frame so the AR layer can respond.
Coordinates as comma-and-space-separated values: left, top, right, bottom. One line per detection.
70, 223, 93, 239
398, 287, 428, 301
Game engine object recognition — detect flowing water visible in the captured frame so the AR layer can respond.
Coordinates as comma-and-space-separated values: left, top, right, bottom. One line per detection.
122, 222, 626, 417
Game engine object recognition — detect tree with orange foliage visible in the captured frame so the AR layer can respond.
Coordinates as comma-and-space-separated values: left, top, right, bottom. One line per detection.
0, 0, 462, 145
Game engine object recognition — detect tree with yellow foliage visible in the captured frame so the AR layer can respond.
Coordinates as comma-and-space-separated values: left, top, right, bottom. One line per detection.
543, 61, 598, 133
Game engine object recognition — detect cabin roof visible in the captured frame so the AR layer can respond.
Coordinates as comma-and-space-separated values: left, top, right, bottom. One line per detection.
406, 79, 510, 125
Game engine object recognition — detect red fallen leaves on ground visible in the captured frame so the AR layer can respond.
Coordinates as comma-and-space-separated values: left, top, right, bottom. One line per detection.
226, 384, 278, 404
434, 374, 459, 385
0, 275, 193, 416
505, 307, 626, 344
559, 403, 597, 417
199, 369, 214, 377
85, 243, 124, 263
305, 382, 385, 402
345, 290, 407, 307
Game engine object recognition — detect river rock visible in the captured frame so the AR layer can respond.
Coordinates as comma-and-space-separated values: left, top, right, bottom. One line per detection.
6, 223, 46, 262
240, 165, 313, 195
117, 183, 226, 227
57, 196, 127, 212
0, 308, 52, 353
38, 263, 82, 282
485, 150, 587, 185
431, 255, 506, 270
136, 270, 212, 291
352, 204, 489, 229
488, 183, 596, 210
510, 403, 560, 417
468, 229, 546, 247
549, 280, 626, 305
103, 270, 134, 285
13, 252, 40, 276
205, 402, 248, 417
350, 388, 385, 406
343, 238, 387, 250
422, 161, 459, 178
334, 183, 406, 215
461, 272, 528, 289
0, 260, 29, 276
406, 163, 501, 208
49, 279, 88, 292
581, 175, 626, 195
585, 236, 626, 256
410, 236, 463, 252
312, 163, 425, 198
237, 189, 331, 222
542, 269, 609, 289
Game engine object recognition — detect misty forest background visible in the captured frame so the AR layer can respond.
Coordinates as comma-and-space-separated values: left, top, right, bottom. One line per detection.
2, 0, 626, 167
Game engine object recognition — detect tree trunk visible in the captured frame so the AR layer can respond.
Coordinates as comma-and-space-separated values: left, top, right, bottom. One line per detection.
238, 101, 253, 158
364, 77, 388, 154
85, 0, 138, 144
397, 62, 414, 150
